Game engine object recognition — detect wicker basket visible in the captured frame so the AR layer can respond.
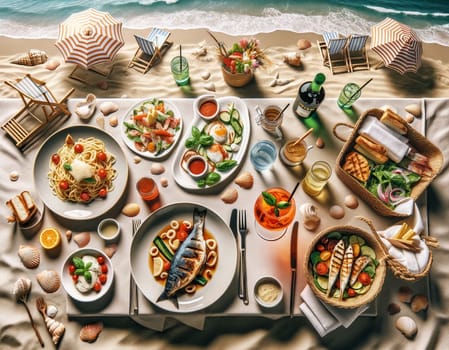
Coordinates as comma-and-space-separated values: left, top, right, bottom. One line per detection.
221, 66, 253, 87
334, 108, 444, 217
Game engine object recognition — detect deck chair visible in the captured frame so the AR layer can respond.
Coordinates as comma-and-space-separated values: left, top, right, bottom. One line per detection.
1, 74, 75, 148
128, 28, 172, 73
346, 34, 370, 72
318, 37, 350, 74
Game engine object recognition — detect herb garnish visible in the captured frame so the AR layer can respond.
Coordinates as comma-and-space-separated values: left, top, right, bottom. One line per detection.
262, 191, 290, 217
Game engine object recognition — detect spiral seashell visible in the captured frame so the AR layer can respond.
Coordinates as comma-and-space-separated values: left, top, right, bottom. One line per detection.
36, 270, 61, 293
18, 244, 40, 269
283, 52, 301, 67
12, 49, 48, 66
46, 317, 65, 345
13, 277, 32, 301
80, 322, 103, 343
73, 231, 91, 248
299, 203, 321, 231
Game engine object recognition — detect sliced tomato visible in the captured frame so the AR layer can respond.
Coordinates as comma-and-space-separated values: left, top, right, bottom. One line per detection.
163, 261, 171, 271
347, 288, 357, 297
176, 230, 188, 241
133, 113, 146, 121
358, 272, 372, 286
315, 262, 329, 276
134, 142, 146, 152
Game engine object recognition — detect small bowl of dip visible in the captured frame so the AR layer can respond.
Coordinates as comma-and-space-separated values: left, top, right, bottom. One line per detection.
186, 155, 208, 180
97, 218, 121, 243
254, 276, 283, 309
194, 95, 219, 121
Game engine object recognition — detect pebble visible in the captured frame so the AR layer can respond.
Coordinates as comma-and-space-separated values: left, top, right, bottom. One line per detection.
329, 205, 345, 219
160, 177, 169, 187
315, 137, 325, 149
133, 156, 142, 164
97, 81, 109, 90
297, 39, 312, 50
387, 302, 401, 315
395, 316, 418, 339
9, 170, 19, 181
151, 163, 165, 175
405, 103, 421, 118
344, 194, 359, 209
201, 71, 211, 80
122, 203, 140, 217
109, 116, 118, 127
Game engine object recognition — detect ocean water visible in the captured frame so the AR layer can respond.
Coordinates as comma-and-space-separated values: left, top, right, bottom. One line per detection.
0, 0, 448, 45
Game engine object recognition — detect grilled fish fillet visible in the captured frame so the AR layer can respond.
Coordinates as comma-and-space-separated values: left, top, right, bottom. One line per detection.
350, 255, 371, 286
339, 245, 354, 300
327, 240, 345, 297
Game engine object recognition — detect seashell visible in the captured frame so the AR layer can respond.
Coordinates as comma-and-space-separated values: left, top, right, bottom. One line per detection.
18, 245, 40, 269
398, 286, 413, 303
13, 277, 32, 301
315, 137, 325, 149
297, 39, 312, 50
100, 101, 118, 116
36, 270, 61, 293
160, 177, 169, 187
151, 163, 165, 175
46, 304, 58, 318
96, 115, 105, 129
387, 302, 401, 315
410, 294, 428, 313
405, 113, 414, 123
234, 172, 254, 189
65, 230, 72, 242
201, 71, 211, 80
344, 194, 359, 209
45, 59, 60, 71
221, 188, 238, 204
192, 47, 207, 57
122, 203, 140, 217
109, 116, 118, 127
12, 49, 48, 66
9, 170, 19, 181
75, 93, 96, 120
405, 103, 421, 118
133, 156, 142, 164
204, 82, 216, 92
300, 203, 321, 231
73, 231, 91, 248
97, 80, 109, 90
395, 316, 418, 339
283, 52, 301, 67
45, 315, 65, 345
103, 243, 118, 258
329, 205, 345, 219
80, 322, 103, 343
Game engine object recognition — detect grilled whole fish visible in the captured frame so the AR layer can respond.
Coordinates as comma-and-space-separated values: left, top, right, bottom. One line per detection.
157, 208, 207, 305
339, 245, 354, 300
327, 240, 345, 297
350, 255, 371, 286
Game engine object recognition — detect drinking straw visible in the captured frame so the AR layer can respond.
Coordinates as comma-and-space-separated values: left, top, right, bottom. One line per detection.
288, 182, 300, 202
179, 45, 182, 71
346, 78, 373, 104
292, 128, 314, 146
273, 103, 290, 121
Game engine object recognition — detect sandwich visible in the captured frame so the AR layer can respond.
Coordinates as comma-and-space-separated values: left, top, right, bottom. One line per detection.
6, 191, 37, 224
354, 135, 389, 164
343, 151, 371, 182
380, 109, 408, 135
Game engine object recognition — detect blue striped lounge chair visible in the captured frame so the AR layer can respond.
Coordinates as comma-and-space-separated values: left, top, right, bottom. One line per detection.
318, 34, 350, 74
346, 34, 370, 72
128, 28, 172, 73
1, 74, 74, 148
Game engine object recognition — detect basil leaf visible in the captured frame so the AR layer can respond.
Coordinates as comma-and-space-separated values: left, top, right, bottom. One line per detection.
72, 257, 84, 268
185, 137, 197, 149
84, 271, 92, 283
274, 207, 280, 217
262, 192, 276, 206
205, 172, 221, 186
83, 177, 96, 183
216, 159, 237, 171
197, 179, 206, 188
75, 269, 85, 275
85, 262, 92, 270
277, 201, 291, 209
199, 135, 214, 146
63, 163, 72, 171
123, 121, 143, 133
192, 126, 201, 139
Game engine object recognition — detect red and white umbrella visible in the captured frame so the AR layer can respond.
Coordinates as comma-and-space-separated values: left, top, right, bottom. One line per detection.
371, 17, 422, 74
55, 8, 124, 69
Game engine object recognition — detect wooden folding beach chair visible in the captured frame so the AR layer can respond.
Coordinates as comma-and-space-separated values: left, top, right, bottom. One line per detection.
128, 28, 172, 74
346, 34, 370, 72
318, 36, 350, 74
1, 74, 75, 148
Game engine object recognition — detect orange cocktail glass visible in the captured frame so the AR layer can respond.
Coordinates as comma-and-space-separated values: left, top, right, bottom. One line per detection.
254, 187, 296, 240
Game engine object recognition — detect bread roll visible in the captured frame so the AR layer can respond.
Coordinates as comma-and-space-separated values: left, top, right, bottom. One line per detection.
354, 144, 389, 164
355, 135, 387, 155
380, 109, 408, 135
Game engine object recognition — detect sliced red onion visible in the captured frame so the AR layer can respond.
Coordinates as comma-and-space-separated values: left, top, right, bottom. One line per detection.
390, 188, 406, 202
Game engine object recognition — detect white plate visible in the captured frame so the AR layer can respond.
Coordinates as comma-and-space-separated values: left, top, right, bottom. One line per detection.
172, 96, 250, 191
120, 99, 183, 160
33, 125, 129, 221
130, 202, 237, 313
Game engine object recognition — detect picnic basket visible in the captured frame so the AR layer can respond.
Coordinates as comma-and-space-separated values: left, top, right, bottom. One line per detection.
333, 108, 444, 217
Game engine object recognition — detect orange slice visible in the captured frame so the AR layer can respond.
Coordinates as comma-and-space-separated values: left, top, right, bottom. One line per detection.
39, 228, 61, 250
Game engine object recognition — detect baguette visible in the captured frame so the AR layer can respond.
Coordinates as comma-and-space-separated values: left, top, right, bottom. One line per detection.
354, 144, 389, 164
355, 135, 387, 155
380, 109, 408, 135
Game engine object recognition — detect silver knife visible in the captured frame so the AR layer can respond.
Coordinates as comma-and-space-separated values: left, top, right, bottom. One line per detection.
290, 221, 299, 318
229, 209, 241, 298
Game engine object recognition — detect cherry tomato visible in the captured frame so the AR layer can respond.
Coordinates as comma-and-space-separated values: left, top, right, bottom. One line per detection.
99, 188, 108, 198
163, 261, 171, 271
51, 153, 60, 165
74, 143, 84, 153
97, 168, 107, 179
347, 288, 357, 297
180, 222, 192, 233
101, 264, 108, 274
358, 272, 372, 286
96, 151, 107, 162
93, 282, 102, 292
59, 180, 69, 190
316, 244, 325, 252
80, 192, 90, 201
72, 274, 79, 282
97, 256, 105, 265
315, 262, 329, 276
176, 230, 188, 241
99, 274, 107, 285
69, 264, 76, 274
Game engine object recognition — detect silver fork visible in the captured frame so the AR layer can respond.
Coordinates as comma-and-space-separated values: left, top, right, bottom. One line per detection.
238, 210, 249, 305
129, 218, 141, 315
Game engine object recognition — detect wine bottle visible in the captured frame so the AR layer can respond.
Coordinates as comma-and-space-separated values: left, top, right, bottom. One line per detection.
293, 73, 326, 118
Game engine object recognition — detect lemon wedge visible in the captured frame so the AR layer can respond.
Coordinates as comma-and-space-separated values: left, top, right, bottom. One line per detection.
152, 257, 164, 277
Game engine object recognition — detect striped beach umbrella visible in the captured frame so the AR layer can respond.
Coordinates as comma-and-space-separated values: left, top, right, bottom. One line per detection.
371, 17, 422, 75
55, 8, 124, 70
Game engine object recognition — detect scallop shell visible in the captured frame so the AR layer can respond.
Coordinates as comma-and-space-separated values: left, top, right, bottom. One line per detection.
133, 156, 142, 164
405, 103, 421, 118
122, 203, 140, 217
344, 194, 359, 209
204, 82, 216, 92
12, 49, 48, 66
395, 316, 418, 339
103, 244, 118, 259
221, 188, 238, 204
410, 294, 428, 313
299, 203, 321, 231
18, 244, 40, 269
160, 177, 169, 187
73, 231, 91, 248
36, 270, 61, 293
80, 322, 103, 343
45, 59, 60, 71
283, 52, 301, 67
151, 163, 165, 175
46, 304, 58, 318
100, 101, 118, 116
234, 172, 254, 189
329, 205, 345, 219
13, 277, 32, 301
297, 39, 312, 50
9, 170, 19, 181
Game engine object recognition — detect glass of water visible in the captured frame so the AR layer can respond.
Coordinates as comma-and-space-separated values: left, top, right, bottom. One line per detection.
250, 140, 277, 171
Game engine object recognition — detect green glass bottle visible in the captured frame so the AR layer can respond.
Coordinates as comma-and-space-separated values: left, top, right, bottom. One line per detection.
293, 73, 326, 118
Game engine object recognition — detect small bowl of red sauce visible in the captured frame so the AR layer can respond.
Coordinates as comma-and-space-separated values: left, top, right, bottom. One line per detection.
186, 155, 208, 180
194, 95, 219, 121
